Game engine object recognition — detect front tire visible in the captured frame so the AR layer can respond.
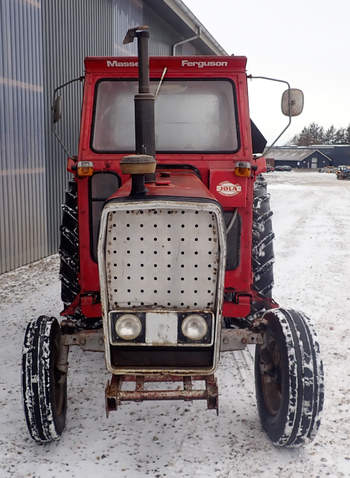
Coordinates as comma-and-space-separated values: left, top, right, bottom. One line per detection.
22, 316, 67, 443
255, 308, 324, 447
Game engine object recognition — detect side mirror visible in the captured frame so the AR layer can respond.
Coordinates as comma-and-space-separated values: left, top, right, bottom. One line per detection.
281, 88, 304, 117
52, 95, 62, 123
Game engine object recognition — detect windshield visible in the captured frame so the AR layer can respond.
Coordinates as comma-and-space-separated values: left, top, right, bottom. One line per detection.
91, 79, 239, 153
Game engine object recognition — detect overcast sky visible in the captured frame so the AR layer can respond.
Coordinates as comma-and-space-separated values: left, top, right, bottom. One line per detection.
184, 0, 350, 144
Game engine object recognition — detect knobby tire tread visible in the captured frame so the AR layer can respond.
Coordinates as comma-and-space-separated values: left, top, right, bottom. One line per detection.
252, 176, 275, 312
255, 308, 324, 447
59, 180, 79, 306
22, 316, 65, 443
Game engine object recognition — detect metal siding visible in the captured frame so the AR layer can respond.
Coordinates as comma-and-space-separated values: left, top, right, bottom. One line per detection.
143, 3, 205, 55
144, 2, 210, 55
144, 3, 178, 55
113, 1, 209, 56
113, 0, 142, 55
0, 0, 47, 274
41, 0, 114, 255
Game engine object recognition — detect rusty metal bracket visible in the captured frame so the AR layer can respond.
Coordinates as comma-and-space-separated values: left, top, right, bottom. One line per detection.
220, 328, 263, 351
105, 374, 219, 417
63, 329, 104, 352
56, 337, 70, 375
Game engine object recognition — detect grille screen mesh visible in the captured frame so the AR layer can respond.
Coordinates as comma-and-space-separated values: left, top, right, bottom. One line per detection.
105, 208, 220, 310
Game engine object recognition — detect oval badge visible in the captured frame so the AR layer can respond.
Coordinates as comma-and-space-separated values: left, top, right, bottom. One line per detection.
216, 181, 242, 197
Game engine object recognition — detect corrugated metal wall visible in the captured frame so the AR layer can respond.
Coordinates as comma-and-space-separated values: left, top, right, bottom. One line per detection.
0, 0, 47, 273
42, 0, 114, 257
113, 1, 198, 57
113, 0, 142, 55
0, 0, 211, 274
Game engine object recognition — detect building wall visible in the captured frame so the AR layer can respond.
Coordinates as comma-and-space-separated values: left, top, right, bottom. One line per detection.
42, 0, 114, 258
299, 153, 330, 169
113, 0, 199, 56
316, 146, 350, 167
0, 0, 47, 273
274, 152, 330, 169
0, 0, 212, 273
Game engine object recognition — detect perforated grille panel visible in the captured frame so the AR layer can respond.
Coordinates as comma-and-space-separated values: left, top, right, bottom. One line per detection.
104, 207, 220, 310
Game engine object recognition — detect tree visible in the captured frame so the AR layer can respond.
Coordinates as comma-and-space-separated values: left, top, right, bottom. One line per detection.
346, 125, 350, 144
290, 123, 350, 146
290, 122, 325, 146
324, 125, 336, 144
334, 128, 347, 144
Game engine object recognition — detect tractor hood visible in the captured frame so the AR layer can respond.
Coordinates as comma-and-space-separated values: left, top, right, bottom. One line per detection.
106, 169, 218, 203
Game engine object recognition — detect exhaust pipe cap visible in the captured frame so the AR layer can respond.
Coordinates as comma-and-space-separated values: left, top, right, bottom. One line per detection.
120, 154, 156, 175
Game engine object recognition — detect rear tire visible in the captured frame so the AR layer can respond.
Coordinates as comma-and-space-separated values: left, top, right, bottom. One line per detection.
60, 180, 79, 306
59, 181, 101, 330
22, 316, 67, 443
254, 308, 324, 447
251, 175, 274, 315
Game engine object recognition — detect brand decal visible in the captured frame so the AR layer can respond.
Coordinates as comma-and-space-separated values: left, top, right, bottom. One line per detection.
216, 181, 242, 197
106, 60, 138, 67
181, 59, 228, 68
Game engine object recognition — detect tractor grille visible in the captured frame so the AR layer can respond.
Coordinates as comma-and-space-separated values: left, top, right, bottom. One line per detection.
102, 205, 221, 311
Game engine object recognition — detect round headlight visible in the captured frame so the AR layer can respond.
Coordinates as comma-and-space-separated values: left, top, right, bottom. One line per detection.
115, 314, 142, 341
181, 315, 208, 341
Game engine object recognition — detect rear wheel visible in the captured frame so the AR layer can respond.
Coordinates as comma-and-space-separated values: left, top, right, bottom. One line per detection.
255, 308, 324, 447
60, 180, 79, 306
22, 316, 67, 443
251, 175, 274, 315
252, 176, 274, 294
59, 181, 101, 330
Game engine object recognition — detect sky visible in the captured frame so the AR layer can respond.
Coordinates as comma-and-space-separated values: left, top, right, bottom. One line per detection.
183, 0, 350, 144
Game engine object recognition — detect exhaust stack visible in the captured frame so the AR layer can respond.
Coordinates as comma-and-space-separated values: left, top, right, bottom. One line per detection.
121, 26, 156, 195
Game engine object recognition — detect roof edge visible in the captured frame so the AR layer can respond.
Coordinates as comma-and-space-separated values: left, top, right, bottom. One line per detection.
162, 0, 228, 56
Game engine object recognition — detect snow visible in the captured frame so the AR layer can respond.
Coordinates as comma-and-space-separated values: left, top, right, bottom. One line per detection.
0, 171, 350, 477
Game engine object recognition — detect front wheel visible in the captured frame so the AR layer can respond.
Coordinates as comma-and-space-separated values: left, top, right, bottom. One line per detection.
254, 308, 324, 447
22, 316, 68, 443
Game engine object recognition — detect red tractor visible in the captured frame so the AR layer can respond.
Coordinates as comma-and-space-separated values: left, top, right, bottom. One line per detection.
22, 27, 324, 446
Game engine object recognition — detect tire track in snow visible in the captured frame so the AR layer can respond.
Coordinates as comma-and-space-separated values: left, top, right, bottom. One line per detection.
267, 176, 348, 313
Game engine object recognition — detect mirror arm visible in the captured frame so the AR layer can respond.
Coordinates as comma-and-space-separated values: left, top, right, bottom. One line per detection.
52, 123, 72, 158
247, 75, 291, 90
247, 75, 292, 156
263, 116, 291, 156
52, 76, 85, 158
52, 75, 85, 100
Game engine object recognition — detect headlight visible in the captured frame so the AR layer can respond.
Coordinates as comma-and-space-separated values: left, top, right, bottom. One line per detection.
181, 315, 208, 341
115, 314, 142, 340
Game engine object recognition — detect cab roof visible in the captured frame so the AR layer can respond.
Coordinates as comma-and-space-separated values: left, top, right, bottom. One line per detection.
84, 56, 247, 76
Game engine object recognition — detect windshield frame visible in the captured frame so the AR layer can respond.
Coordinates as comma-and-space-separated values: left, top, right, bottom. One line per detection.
90, 77, 241, 155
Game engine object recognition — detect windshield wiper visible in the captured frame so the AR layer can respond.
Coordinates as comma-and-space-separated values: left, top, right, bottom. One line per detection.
155, 67, 167, 98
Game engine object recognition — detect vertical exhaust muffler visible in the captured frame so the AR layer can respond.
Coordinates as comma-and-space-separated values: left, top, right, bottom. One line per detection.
121, 26, 156, 196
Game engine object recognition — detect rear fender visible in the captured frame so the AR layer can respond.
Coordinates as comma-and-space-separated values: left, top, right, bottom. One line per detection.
254, 156, 267, 176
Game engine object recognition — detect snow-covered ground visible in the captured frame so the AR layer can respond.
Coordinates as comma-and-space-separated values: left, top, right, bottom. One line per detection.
0, 171, 349, 478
